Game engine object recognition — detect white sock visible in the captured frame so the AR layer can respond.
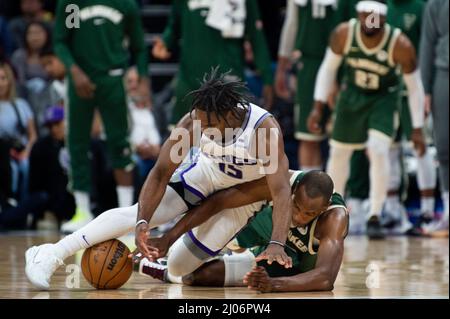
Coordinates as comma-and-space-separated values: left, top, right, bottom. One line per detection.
326, 146, 353, 195
442, 192, 449, 222
74, 191, 92, 216
367, 132, 391, 218
116, 186, 134, 208
166, 272, 183, 284
421, 197, 435, 216
416, 149, 437, 190
53, 204, 138, 261
300, 165, 322, 172
388, 146, 402, 191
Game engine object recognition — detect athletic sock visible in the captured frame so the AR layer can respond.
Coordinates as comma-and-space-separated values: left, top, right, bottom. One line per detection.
117, 185, 134, 207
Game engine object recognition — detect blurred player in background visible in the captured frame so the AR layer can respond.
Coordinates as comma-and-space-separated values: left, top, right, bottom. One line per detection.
53, 0, 151, 233
308, 0, 427, 239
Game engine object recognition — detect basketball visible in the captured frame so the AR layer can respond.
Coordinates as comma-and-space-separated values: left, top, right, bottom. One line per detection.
81, 239, 133, 289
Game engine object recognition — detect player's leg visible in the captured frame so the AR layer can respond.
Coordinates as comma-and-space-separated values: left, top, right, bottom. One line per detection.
96, 74, 134, 208
346, 150, 370, 234
294, 58, 328, 171
425, 69, 449, 234
366, 91, 400, 238
24, 185, 189, 289
62, 80, 96, 233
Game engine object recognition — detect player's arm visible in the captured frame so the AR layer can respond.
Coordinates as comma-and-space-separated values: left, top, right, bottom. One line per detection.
275, 0, 299, 99
246, 208, 348, 292
308, 23, 347, 134
135, 113, 194, 259
253, 117, 293, 268
146, 177, 273, 259
393, 34, 426, 156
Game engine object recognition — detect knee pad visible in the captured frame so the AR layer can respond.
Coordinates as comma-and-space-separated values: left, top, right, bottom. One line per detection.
367, 131, 391, 157
167, 237, 207, 277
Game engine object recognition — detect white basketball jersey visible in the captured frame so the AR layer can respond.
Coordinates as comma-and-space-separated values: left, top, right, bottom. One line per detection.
180, 103, 273, 198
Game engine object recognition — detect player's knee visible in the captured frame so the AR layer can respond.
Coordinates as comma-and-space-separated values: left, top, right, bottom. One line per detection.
367, 132, 391, 158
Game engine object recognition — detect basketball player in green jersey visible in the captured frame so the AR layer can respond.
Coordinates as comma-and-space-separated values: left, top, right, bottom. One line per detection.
275, 0, 337, 173
137, 170, 348, 293
386, 0, 437, 234
308, 0, 426, 239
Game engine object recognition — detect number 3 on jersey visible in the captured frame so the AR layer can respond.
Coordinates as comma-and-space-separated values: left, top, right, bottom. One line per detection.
355, 70, 380, 90
219, 163, 243, 179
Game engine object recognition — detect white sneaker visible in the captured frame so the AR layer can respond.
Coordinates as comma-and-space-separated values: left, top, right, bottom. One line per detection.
60, 208, 93, 234
25, 244, 64, 290
347, 198, 368, 235
423, 217, 449, 234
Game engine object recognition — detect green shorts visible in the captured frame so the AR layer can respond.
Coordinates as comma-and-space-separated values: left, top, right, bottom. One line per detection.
331, 86, 401, 149
294, 57, 330, 141
67, 74, 132, 192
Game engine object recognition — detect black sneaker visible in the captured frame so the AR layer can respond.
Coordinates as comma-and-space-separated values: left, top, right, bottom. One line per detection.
367, 216, 386, 239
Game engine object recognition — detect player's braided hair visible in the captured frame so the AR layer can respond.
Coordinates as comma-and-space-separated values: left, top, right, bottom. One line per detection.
187, 67, 252, 125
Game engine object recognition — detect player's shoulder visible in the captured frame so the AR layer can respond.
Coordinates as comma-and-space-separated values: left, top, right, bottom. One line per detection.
317, 206, 349, 239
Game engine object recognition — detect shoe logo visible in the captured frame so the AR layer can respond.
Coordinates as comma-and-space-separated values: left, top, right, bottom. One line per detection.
32, 249, 41, 264
82, 235, 90, 246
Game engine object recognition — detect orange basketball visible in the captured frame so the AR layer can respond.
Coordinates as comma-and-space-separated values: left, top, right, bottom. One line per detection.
81, 239, 133, 289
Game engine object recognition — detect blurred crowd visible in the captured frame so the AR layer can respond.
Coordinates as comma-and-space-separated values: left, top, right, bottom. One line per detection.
0, 0, 448, 238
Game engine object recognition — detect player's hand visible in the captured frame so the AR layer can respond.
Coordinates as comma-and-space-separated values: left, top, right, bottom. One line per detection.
152, 37, 171, 60
255, 243, 292, 268
262, 85, 274, 110
307, 104, 323, 134
274, 68, 290, 100
411, 128, 426, 157
145, 235, 173, 260
71, 65, 96, 99
134, 222, 154, 262
243, 266, 273, 293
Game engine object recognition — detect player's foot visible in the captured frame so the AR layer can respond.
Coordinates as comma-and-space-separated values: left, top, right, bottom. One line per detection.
406, 214, 434, 237
25, 244, 64, 290
423, 217, 449, 235
60, 208, 93, 234
367, 216, 386, 240
137, 258, 167, 282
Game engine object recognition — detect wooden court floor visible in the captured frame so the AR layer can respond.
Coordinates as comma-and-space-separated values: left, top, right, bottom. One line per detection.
0, 231, 448, 299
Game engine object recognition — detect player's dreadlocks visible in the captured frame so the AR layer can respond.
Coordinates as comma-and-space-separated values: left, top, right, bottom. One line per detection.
187, 67, 253, 125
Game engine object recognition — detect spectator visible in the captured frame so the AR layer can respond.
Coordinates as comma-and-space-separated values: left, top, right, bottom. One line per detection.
420, 0, 449, 236
11, 21, 53, 135
0, 62, 37, 202
0, 15, 13, 60
125, 67, 161, 185
53, 0, 150, 233
40, 46, 66, 106
28, 106, 76, 226
7, 0, 52, 51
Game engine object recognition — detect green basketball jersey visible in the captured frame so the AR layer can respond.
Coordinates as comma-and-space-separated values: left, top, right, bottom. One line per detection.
341, 19, 402, 93
295, 2, 337, 59
387, 0, 425, 51
235, 170, 347, 276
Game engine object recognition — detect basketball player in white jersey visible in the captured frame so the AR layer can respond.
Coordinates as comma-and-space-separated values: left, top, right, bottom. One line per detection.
25, 69, 294, 290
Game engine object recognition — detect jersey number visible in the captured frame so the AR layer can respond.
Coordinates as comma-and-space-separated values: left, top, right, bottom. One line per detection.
219, 163, 243, 179
355, 70, 380, 90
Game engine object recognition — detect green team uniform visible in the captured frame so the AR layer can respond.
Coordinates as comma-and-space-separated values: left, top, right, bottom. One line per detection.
387, 0, 425, 141
236, 171, 347, 277
162, 0, 273, 125
331, 19, 402, 148
54, 0, 148, 192
293, 2, 336, 141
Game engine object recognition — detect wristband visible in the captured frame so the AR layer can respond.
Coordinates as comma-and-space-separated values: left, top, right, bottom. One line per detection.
136, 219, 148, 228
269, 240, 285, 248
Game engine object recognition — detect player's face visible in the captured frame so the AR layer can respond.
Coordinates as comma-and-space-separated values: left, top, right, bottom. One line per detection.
291, 186, 329, 227
358, 12, 386, 37
195, 109, 228, 137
